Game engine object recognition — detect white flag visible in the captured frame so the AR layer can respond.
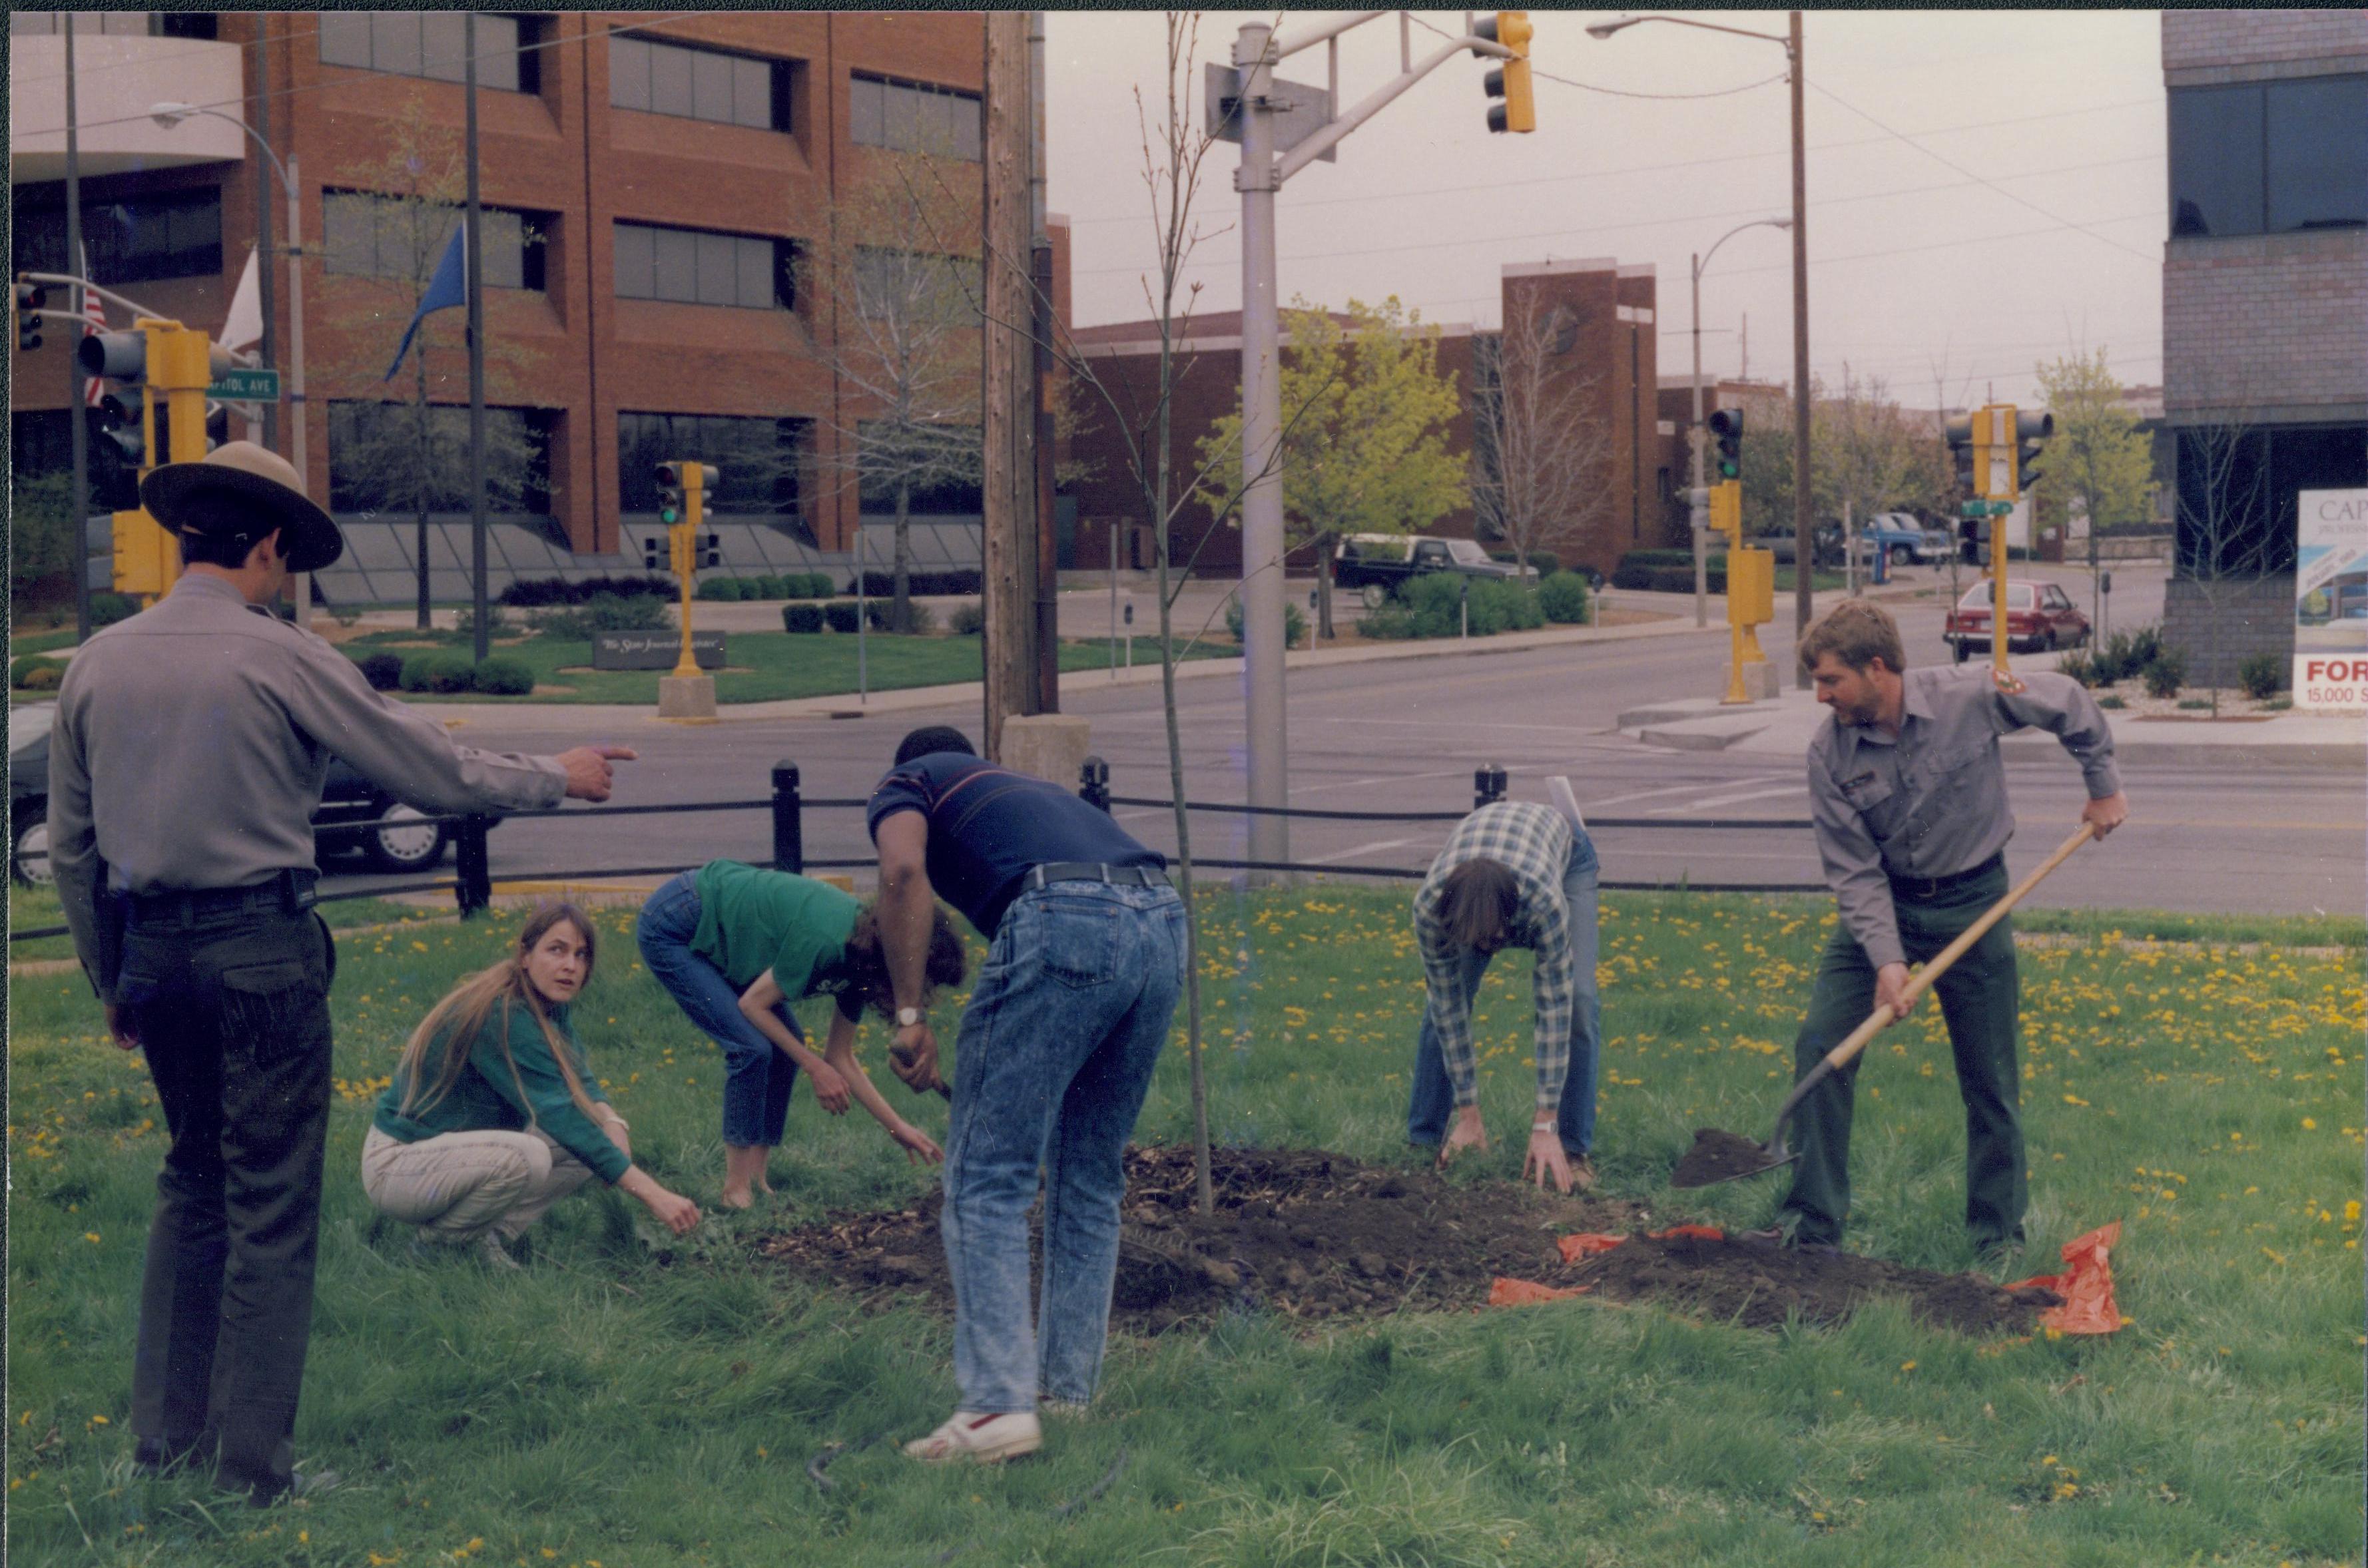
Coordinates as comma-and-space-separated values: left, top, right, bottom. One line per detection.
220, 243, 262, 356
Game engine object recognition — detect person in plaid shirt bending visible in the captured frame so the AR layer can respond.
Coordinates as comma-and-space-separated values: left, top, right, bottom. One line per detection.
1408, 799, 1602, 1193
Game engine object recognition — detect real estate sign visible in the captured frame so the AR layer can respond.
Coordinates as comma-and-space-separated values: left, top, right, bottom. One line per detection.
2293, 488, 2368, 711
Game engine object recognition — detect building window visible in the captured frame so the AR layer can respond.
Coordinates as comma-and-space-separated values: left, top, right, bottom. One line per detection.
850, 73, 982, 160
324, 193, 546, 291
858, 419, 982, 516
2174, 422, 2368, 577
850, 245, 978, 320
613, 222, 794, 310
2170, 75, 2368, 238
10, 186, 222, 284
318, 12, 540, 94
609, 33, 786, 131
328, 401, 554, 515
617, 412, 808, 517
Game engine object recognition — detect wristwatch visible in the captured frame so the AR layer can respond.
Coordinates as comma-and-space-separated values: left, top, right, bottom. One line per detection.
897, 1007, 923, 1027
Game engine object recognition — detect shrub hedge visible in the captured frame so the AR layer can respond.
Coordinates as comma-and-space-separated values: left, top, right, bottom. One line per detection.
2237, 651, 2285, 700
1538, 571, 1592, 625
782, 604, 826, 634
352, 651, 406, 690
470, 658, 535, 696
500, 574, 676, 607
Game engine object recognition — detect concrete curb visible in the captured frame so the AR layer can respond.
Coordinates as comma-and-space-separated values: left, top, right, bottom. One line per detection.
397, 601, 1713, 728
1618, 690, 2366, 769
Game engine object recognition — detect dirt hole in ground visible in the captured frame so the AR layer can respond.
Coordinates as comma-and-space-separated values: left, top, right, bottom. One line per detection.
762, 1147, 2048, 1337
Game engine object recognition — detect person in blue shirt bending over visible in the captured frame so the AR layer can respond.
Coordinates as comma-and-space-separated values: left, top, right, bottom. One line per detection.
867, 725, 1185, 1466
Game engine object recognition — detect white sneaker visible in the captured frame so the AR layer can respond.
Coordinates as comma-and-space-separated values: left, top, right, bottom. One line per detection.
902, 1411, 1043, 1464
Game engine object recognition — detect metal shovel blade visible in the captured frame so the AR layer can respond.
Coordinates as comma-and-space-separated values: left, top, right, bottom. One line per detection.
1670, 1127, 1799, 1190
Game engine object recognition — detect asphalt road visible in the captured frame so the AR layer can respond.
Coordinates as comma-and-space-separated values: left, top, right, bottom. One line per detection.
335, 563, 2365, 919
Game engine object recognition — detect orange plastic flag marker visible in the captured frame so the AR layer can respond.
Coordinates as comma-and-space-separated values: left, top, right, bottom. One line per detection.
1646, 1224, 1727, 1242
1558, 1232, 1626, 1263
2004, 1220, 2124, 1336
1489, 1276, 1592, 1307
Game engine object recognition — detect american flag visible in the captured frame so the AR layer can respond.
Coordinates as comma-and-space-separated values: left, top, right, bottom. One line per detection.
79, 243, 106, 407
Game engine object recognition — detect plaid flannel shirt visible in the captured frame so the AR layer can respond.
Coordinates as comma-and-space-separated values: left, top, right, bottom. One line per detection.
1412, 801, 1576, 1112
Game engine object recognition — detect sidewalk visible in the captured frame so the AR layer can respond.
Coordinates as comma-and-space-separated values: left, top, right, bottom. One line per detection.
1617, 686, 2366, 770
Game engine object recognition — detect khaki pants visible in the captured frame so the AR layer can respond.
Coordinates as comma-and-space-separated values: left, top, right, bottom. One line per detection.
360, 1126, 607, 1244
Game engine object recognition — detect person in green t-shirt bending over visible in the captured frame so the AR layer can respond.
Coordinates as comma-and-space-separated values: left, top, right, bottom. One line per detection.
637, 860, 967, 1206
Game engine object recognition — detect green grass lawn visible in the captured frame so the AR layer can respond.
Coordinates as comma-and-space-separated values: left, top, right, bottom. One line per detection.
337, 628, 1230, 704
7, 883, 459, 963
7, 888, 2361, 1566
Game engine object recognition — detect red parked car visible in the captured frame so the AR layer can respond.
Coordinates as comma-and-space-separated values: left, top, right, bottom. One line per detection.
1945, 580, 2091, 662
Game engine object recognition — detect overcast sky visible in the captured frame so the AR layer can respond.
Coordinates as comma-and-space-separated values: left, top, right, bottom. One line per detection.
1043, 9, 2166, 409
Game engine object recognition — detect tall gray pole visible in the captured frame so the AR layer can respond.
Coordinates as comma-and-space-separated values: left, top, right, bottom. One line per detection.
465, 14, 489, 664
284, 154, 310, 623
1236, 20, 1289, 878
1689, 252, 1706, 627
254, 13, 278, 453
65, 15, 91, 643
1788, 10, 1813, 678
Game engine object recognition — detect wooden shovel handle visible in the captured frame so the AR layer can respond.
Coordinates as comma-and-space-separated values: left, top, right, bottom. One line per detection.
1817, 822, 2096, 1079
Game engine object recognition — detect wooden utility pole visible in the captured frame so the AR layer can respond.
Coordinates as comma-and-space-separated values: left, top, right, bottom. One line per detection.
981, 11, 1038, 760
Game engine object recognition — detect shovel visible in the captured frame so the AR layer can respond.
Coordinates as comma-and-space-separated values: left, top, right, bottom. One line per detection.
1671, 822, 2097, 1190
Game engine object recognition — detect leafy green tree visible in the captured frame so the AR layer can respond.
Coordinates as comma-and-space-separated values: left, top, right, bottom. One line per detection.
1193, 296, 1467, 637
2031, 348, 2156, 625
10, 471, 81, 617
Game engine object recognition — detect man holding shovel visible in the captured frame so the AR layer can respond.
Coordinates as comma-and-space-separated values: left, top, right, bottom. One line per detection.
1769, 601, 2127, 1261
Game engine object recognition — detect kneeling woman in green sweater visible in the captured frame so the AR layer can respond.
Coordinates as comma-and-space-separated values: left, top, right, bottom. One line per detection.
364, 903, 701, 1265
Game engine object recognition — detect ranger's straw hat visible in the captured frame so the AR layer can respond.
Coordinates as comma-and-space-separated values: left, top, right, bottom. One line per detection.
141, 440, 344, 573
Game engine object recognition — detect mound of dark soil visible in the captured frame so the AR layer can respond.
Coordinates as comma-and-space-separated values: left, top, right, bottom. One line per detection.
762, 1146, 2049, 1338
1565, 1230, 2055, 1336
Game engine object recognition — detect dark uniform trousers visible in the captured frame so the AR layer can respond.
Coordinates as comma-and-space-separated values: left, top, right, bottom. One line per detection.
117, 903, 334, 1497
1779, 857, 2026, 1249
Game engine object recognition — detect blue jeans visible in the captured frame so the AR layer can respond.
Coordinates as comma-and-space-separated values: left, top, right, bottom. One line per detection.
940, 881, 1186, 1414
636, 871, 806, 1149
1405, 828, 1602, 1156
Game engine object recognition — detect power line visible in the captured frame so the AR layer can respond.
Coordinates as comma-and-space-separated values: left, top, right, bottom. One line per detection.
1060, 95, 2162, 225
1073, 157, 2162, 278
1807, 82, 2161, 265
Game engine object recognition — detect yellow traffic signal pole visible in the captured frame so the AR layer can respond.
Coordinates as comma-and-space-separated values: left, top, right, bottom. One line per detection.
1711, 479, 1775, 704
670, 465, 705, 680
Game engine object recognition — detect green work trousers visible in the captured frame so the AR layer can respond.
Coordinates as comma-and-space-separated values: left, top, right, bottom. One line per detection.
1779, 859, 2025, 1248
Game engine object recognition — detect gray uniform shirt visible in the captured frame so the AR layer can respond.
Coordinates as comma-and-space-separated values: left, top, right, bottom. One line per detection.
1807, 664, 2120, 970
49, 573, 568, 991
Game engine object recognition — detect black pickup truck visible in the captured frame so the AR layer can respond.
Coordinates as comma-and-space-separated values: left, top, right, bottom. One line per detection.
10, 702, 460, 886
1331, 534, 1516, 606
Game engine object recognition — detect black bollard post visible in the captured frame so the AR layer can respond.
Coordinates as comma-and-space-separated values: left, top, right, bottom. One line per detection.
771, 762, 804, 874
455, 815, 493, 919
1474, 764, 1508, 810
1079, 755, 1111, 814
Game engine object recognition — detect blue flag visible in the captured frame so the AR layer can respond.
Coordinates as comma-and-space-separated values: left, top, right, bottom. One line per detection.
381, 222, 468, 381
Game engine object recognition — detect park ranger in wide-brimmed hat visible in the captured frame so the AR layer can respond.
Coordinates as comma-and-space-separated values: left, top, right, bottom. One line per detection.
48, 441, 644, 1505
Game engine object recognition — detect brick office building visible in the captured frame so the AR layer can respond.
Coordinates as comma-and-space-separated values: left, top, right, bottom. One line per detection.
1063, 258, 1677, 582
11, 11, 1054, 604
2158, 9, 2368, 683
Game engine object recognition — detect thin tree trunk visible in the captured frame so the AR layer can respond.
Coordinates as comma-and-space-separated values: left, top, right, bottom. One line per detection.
893, 477, 914, 633
414, 352, 434, 630
1155, 348, 1212, 1217
1315, 529, 1334, 639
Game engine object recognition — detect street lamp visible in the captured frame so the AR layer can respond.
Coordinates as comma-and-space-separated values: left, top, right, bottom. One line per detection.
1690, 216, 1791, 627
1590, 11, 1813, 676
150, 100, 313, 624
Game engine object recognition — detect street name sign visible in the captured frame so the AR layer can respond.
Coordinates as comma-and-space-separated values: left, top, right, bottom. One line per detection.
208, 366, 281, 401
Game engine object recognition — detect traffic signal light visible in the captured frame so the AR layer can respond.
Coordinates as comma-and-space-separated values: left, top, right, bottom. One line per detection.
15, 282, 47, 350
643, 535, 667, 570
696, 532, 721, 569
656, 463, 685, 525
96, 384, 147, 466
2013, 409, 2053, 496
1945, 414, 1975, 495
1958, 517, 1986, 565
1476, 11, 1535, 134
1707, 407, 1744, 481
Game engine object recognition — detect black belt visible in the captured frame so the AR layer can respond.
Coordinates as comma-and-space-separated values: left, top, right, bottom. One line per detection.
1022, 862, 1170, 893
1889, 852, 2003, 902
127, 868, 318, 929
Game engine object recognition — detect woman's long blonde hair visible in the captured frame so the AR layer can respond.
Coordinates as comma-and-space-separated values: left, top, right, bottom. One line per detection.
395, 903, 601, 1127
